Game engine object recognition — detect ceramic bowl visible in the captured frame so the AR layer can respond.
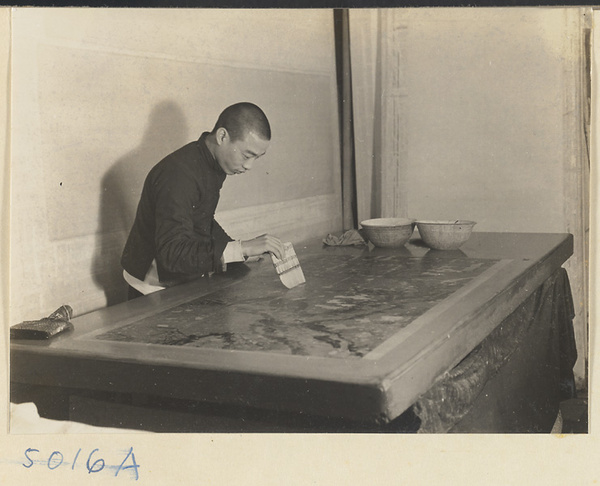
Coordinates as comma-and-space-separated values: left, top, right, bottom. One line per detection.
416, 220, 476, 250
360, 218, 416, 248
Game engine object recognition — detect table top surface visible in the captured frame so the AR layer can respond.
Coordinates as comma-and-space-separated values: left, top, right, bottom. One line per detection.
96, 250, 498, 359
11, 232, 573, 422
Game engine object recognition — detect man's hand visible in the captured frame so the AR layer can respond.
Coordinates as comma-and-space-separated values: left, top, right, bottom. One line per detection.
241, 234, 285, 261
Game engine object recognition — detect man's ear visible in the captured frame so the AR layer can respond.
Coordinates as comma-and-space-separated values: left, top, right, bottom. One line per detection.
216, 127, 228, 145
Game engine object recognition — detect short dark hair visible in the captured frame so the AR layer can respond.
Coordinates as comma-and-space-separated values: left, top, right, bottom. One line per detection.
211, 102, 271, 142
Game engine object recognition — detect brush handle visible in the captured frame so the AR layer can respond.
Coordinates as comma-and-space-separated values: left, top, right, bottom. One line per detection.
47, 305, 73, 321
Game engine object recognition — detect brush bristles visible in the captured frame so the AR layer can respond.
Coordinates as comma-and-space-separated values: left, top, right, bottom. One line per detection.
271, 242, 306, 289
273, 254, 301, 275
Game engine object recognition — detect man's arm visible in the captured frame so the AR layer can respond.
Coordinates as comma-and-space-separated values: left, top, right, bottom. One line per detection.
212, 219, 233, 249
153, 170, 231, 278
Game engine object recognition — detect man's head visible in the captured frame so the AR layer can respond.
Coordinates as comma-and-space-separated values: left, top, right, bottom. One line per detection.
208, 102, 271, 176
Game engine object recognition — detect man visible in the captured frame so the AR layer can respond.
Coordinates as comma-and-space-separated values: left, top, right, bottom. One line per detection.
121, 102, 285, 299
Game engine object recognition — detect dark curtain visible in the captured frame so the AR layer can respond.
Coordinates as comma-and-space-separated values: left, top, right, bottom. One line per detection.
334, 9, 358, 231
412, 268, 578, 433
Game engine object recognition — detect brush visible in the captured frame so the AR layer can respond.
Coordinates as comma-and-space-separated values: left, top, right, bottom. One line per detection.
10, 305, 74, 340
271, 242, 306, 289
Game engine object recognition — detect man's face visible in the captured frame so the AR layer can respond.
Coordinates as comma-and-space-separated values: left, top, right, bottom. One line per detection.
216, 130, 270, 176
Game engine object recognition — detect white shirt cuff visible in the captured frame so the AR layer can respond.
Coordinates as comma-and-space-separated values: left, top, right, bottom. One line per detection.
222, 240, 245, 263
123, 268, 166, 295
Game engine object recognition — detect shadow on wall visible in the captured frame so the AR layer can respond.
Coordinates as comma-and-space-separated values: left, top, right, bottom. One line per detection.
92, 101, 189, 306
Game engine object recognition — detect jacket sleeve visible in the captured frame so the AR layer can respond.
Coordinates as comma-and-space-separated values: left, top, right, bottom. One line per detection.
152, 167, 232, 280
211, 219, 234, 247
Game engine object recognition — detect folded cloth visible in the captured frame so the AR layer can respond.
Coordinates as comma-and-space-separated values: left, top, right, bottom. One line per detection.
323, 229, 366, 246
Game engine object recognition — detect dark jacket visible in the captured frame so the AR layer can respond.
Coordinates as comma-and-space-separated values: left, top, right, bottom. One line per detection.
121, 133, 232, 285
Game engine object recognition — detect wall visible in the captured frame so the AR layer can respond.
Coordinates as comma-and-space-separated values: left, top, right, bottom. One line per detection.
403, 9, 583, 230
9, 9, 342, 323
592, 9, 600, 410
1, 8, 10, 425
350, 8, 589, 385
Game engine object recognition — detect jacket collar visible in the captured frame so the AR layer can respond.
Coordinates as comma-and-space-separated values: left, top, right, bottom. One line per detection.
197, 132, 226, 176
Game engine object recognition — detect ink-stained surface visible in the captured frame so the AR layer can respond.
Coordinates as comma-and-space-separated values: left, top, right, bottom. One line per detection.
97, 251, 498, 358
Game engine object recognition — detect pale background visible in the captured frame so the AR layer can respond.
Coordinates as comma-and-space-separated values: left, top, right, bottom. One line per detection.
349, 8, 589, 386
6, 7, 590, 386
8, 8, 341, 318
0, 7, 597, 484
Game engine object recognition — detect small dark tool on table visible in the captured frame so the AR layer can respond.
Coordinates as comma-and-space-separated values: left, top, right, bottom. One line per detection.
10, 305, 74, 340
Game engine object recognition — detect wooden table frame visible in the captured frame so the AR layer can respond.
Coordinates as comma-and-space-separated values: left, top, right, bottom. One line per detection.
11, 232, 573, 427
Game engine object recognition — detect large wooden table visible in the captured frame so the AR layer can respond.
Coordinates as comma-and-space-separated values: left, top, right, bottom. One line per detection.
10, 232, 574, 433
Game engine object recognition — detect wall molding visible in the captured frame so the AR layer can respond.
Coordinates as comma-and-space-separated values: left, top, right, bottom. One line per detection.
216, 193, 342, 243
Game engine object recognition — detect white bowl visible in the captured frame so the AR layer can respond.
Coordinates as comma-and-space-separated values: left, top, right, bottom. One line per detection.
416, 220, 476, 250
360, 218, 416, 248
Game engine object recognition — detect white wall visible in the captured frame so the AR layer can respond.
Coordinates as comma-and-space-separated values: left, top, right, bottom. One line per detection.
403, 9, 574, 230
351, 8, 586, 229
9, 9, 342, 323
1, 8, 10, 426
350, 8, 589, 385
